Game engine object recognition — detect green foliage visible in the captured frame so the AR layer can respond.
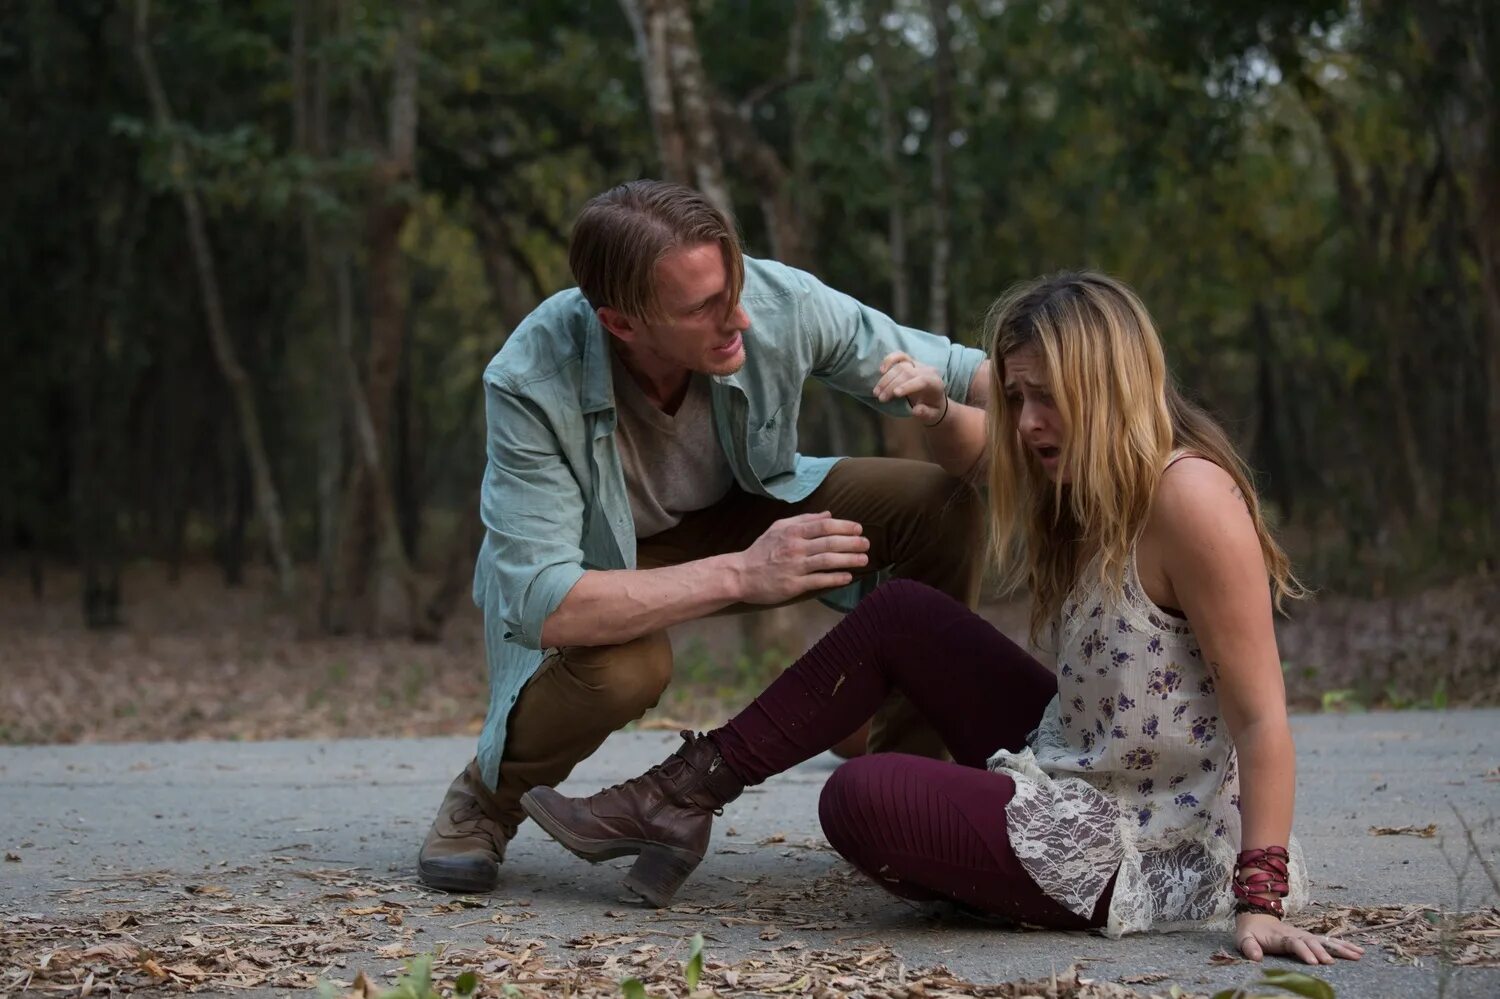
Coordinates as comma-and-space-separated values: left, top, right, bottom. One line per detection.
1321, 677, 1451, 712
1211, 967, 1337, 999
616, 931, 705, 998
316, 955, 479, 999
1, 0, 1494, 612
683, 932, 704, 990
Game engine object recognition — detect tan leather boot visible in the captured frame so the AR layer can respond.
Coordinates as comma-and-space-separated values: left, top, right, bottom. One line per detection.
417, 761, 512, 893
519, 731, 744, 906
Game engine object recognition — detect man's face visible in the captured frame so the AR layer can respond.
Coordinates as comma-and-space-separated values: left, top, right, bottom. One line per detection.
607, 242, 751, 377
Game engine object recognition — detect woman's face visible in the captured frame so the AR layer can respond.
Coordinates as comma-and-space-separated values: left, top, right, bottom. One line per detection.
1002, 346, 1068, 482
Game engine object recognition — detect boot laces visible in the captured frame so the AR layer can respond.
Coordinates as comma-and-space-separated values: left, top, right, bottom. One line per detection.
598, 731, 715, 808
599, 754, 682, 795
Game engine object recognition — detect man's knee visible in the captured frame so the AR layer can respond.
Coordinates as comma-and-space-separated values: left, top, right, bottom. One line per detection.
559, 630, 674, 727
917, 466, 983, 541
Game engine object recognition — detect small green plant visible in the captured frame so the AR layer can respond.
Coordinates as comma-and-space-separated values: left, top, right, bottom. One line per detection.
683, 932, 704, 989
619, 932, 705, 999
317, 955, 478, 999
1211, 967, 1335, 999
1319, 688, 1364, 713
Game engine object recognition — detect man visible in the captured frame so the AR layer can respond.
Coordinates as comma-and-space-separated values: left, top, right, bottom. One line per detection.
418, 180, 992, 894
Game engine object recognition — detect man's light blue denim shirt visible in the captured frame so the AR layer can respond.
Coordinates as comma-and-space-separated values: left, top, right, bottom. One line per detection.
471, 256, 986, 787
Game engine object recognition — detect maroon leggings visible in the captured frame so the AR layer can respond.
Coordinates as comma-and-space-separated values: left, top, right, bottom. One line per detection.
710, 579, 1113, 928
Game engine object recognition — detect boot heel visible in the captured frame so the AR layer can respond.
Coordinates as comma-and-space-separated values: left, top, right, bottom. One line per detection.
622, 845, 699, 907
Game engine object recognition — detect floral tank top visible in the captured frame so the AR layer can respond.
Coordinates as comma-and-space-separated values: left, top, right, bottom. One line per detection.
986, 466, 1308, 937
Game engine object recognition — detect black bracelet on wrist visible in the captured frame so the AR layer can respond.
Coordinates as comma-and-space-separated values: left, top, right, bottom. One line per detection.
923, 395, 950, 428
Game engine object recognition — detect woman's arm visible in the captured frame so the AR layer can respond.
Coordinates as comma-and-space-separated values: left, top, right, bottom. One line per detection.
873, 352, 988, 479
1146, 459, 1362, 965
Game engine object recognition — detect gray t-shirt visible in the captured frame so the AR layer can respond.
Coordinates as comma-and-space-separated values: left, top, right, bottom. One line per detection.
611, 351, 735, 539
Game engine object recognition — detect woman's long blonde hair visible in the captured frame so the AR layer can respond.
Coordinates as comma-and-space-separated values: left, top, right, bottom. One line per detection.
983, 272, 1302, 643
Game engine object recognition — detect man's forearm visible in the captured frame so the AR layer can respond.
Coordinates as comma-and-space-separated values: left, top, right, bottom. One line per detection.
539, 554, 746, 649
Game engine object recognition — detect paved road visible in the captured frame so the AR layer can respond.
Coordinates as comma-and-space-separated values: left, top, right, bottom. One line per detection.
3, 711, 1497, 997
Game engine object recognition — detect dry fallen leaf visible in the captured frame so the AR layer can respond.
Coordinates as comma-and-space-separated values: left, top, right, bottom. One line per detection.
1368, 824, 1438, 838
184, 884, 231, 897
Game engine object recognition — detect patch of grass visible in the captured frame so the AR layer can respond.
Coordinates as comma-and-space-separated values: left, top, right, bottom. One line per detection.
1320, 678, 1451, 713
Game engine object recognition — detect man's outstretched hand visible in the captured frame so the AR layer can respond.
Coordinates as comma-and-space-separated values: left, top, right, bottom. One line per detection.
734, 512, 870, 604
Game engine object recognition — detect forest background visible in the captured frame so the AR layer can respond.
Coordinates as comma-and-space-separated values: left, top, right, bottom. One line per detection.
2, 0, 1496, 745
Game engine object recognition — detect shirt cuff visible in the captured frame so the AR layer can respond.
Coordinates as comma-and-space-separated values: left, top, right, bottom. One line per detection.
510, 561, 587, 650
948, 345, 987, 402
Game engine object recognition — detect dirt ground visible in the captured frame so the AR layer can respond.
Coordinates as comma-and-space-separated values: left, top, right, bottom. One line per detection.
0, 562, 1495, 746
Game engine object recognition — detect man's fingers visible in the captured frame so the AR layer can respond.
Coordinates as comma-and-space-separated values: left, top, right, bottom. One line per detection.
808, 534, 870, 554
1289, 937, 1318, 965
1238, 936, 1263, 962
802, 571, 855, 592
797, 517, 864, 538
1307, 938, 1335, 965
806, 552, 870, 572
779, 511, 832, 529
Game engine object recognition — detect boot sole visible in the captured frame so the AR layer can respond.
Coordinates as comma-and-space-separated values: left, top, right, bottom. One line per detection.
416, 858, 498, 894
520, 791, 700, 907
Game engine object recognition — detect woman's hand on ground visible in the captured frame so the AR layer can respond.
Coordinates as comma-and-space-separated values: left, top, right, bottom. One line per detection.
1235, 912, 1365, 964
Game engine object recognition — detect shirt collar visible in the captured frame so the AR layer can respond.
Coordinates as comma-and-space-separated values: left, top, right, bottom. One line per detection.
581, 313, 615, 415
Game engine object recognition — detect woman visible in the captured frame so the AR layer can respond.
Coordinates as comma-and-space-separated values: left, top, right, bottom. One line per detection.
521, 272, 1363, 965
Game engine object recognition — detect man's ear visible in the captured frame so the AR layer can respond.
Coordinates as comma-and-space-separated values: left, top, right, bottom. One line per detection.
597, 306, 636, 343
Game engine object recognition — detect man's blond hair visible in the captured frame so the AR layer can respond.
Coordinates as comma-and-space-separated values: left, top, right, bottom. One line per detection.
569, 180, 744, 324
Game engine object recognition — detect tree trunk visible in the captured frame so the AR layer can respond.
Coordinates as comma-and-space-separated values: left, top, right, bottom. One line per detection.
871, 3, 925, 462
711, 100, 805, 265
926, 0, 954, 337
1252, 304, 1293, 517
404, 200, 543, 641
623, 0, 732, 215
132, 0, 296, 598
620, 0, 689, 184
220, 445, 249, 588
333, 0, 423, 633
395, 319, 422, 560
415, 486, 487, 642
294, 0, 350, 632
659, 0, 732, 214
872, 70, 910, 324
72, 322, 123, 630
1469, 4, 1500, 539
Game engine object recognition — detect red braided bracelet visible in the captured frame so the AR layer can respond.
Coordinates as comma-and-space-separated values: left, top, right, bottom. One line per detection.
1232, 846, 1290, 918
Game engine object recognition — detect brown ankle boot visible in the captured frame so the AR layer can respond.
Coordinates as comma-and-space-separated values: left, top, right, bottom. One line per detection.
519, 731, 744, 906
417, 761, 513, 893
